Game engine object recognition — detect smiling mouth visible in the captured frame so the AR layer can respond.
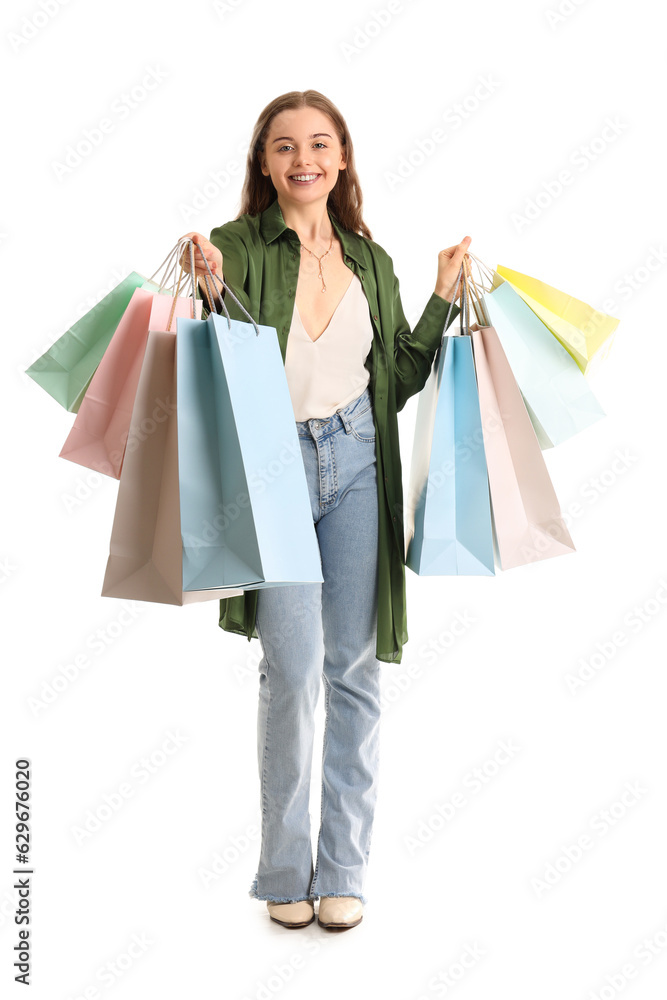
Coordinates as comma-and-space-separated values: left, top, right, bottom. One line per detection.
289, 173, 321, 184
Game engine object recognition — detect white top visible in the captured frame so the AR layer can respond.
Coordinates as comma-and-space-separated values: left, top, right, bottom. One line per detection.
284, 273, 374, 422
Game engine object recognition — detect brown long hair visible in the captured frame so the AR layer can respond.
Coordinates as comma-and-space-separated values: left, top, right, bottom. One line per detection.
236, 90, 372, 240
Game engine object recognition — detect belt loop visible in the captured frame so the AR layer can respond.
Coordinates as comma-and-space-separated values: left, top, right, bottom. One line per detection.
336, 386, 369, 434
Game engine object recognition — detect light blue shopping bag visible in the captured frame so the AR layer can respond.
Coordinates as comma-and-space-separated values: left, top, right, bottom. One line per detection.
405, 323, 495, 576
175, 253, 323, 592
483, 278, 605, 449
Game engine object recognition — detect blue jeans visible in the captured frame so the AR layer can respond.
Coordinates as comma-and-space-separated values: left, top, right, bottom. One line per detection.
249, 385, 381, 905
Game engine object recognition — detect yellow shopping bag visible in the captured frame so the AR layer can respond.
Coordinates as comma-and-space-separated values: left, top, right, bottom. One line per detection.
492, 265, 619, 375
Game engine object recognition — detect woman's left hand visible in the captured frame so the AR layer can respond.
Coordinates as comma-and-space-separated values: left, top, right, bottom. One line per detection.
435, 236, 472, 302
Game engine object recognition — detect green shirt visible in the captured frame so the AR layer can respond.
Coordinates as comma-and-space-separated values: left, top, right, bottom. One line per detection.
205, 197, 460, 663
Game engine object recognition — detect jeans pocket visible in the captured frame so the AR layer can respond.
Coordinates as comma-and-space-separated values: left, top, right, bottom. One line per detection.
348, 405, 376, 443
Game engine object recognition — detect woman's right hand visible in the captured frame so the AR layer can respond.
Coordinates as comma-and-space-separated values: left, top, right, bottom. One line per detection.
177, 232, 223, 285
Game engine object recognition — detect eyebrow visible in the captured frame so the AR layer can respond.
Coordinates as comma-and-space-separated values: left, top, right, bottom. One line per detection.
271, 133, 332, 143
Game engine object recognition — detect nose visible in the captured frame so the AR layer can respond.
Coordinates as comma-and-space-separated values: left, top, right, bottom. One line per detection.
292, 146, 313, 168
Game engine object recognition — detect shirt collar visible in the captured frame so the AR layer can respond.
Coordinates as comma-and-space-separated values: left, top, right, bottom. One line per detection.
259, 197, 368, 269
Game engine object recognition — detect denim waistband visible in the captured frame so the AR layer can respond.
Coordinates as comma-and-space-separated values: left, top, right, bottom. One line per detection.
296, 385, 372, 440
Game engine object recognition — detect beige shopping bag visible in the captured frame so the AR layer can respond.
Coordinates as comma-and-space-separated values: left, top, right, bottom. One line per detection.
101, 321, 243, 605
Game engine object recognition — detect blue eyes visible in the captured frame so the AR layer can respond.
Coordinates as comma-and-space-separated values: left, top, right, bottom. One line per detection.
277, 142, 326, 152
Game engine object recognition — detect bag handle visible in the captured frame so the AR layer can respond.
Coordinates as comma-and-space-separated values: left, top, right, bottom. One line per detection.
165, 258, 199, 332
442, 251, 480, 338
147, 237, 261, 337
463, 251, 497, 292
180, 237, 261, 337
148, 241, 197, 295
459, 261, 470, 335
176, 237, 229, 322
463, 262, 492, 327
442, 261, 465, 337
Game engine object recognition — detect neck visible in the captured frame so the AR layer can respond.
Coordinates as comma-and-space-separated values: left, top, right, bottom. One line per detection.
278, 196, 333, 245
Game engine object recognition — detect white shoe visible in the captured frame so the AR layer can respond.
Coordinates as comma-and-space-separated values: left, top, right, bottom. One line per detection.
317, 896, 364, 930
266, 899, 315, 928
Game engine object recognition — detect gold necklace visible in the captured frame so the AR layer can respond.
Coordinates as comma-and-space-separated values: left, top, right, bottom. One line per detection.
299, 231, 334, 292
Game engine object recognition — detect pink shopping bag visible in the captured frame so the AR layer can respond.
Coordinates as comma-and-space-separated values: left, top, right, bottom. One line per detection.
470, 321, 576, 570
59, 289, 201, 479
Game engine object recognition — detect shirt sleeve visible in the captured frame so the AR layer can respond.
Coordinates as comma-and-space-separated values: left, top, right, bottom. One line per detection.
199, 224, 251, 320
392, 271, 461, 412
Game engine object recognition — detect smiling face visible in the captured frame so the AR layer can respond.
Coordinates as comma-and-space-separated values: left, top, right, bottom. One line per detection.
259, 106, 347, 207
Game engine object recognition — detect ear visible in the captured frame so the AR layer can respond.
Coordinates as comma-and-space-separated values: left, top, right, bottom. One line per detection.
339, 149, 347, 170
259, 152, 269, 176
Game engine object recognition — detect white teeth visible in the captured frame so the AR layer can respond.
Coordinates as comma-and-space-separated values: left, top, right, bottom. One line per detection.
291, 174, 318, 181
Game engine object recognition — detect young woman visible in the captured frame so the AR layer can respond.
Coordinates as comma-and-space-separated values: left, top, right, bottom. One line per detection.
180, 89, 470, 932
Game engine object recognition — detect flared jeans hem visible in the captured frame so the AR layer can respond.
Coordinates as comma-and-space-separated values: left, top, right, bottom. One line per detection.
249, 876, 368, 906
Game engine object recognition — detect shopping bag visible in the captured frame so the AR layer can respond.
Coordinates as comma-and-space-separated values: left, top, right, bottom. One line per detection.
175, 250, 323, 591
493, 265, 619, 375
59, 287, 202, 479
473, 266, 606, 448
25, 272, 160, 412
404, 282, 495, 575
469, 314, 576, 570
101, 324, 243, 605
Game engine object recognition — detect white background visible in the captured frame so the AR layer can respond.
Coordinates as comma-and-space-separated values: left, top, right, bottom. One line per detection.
2, 0, 666, 997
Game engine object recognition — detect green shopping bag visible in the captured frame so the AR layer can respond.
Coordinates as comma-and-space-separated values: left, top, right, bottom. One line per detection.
25, 272, 163, 413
